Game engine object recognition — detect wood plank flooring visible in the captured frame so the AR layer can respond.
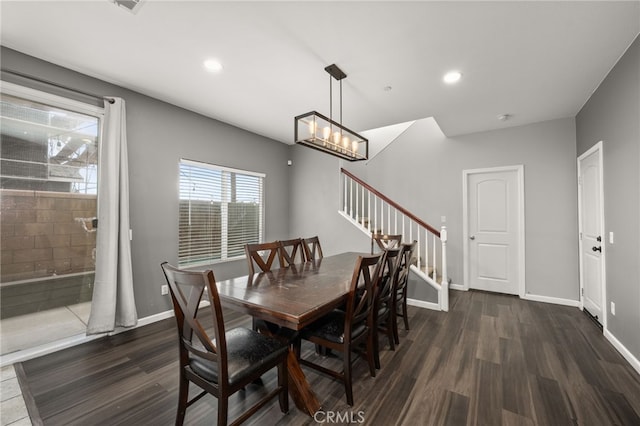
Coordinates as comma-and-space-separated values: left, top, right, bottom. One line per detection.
16, 290, 640, 425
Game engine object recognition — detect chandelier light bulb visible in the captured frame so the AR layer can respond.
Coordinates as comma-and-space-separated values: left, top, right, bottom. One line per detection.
322, 126, 331, 140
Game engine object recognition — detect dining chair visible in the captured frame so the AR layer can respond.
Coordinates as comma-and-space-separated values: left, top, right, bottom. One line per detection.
302, 236, 323, 261
294, 252, 385, 406
372, 247, 403, 369
392, 241, 417, 344
278, 238, 305, 267
245, 241, 285, 332
371, 233, 403, 254
244, 241, 283, 275
160, 262, 289, 426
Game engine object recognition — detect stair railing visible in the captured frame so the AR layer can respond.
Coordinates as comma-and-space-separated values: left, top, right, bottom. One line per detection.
339, 168, 449, 311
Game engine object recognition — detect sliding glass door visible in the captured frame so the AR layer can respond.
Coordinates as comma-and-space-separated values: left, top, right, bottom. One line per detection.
0, 82, 103, 356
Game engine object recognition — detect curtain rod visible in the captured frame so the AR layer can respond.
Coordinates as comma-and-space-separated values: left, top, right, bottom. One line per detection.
1, 68, 116, 104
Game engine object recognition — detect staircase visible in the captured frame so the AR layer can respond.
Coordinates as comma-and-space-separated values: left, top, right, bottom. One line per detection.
338, 168, 449, 311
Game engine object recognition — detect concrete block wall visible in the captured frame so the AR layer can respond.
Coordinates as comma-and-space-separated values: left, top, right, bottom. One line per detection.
0, 189, 96, 283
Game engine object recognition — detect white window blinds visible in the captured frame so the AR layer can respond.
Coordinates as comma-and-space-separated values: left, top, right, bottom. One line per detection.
179, 159, 264, 267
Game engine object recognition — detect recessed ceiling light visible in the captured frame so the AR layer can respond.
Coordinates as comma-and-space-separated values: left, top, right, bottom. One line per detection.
203, 59, 223, 73
443, 71, 462, 84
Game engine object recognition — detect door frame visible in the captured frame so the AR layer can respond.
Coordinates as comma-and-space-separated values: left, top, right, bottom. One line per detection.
577, 141, 606, 329
462, 165, 526, 297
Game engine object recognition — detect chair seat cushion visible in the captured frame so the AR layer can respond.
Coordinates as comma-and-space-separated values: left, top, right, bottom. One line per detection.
301, 310, 367, 344
189, 327, 288, 386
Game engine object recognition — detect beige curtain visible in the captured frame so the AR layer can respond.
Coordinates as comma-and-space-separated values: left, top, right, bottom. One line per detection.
87, 98, 137, 334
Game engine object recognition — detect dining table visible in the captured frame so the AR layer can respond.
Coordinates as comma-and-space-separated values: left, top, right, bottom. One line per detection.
215, 251, 365, 416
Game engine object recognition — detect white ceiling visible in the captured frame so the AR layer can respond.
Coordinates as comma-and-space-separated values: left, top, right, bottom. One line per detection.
1, 1, 639, 144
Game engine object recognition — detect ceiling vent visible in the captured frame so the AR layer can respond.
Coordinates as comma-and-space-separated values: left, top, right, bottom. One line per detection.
110, 0, 144, 14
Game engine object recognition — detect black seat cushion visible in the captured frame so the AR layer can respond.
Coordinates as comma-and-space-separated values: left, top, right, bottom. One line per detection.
301, 310, 367, 344
189, 327, 288, 386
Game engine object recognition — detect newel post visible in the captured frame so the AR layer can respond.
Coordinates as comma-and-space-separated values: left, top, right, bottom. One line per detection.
440, 225, 449, 312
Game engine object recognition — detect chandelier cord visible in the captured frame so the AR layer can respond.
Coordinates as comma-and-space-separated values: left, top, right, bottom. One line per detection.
329, 73, 333, 125
340, 79, 343, 126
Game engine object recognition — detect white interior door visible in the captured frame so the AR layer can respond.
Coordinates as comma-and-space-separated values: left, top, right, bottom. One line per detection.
578, 142, 605, 324
464, 166, 524, 296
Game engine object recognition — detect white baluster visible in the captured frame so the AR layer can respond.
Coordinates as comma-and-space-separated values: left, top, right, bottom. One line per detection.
394, 210, 398, 234
349, 178, 353, 218
367, 192, 371, 232
432, 233, 437, 279
374, 196, 378, 233
440, 226, 448, 311
343, 174, 347, 213
361, 185, 365, 227
409, 220, 413, 244
355, 181, 359, 223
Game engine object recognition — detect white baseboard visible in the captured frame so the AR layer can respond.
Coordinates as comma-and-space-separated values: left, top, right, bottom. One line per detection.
522, 293, 580, 307
604, 329, 640, 375
407, 297, 440, 311
449, 283, 466, 291
122, 309, 173, 329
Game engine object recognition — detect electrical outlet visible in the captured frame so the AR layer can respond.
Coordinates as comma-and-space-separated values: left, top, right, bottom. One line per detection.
161, 284, 169, 296
611, 301, 616, 315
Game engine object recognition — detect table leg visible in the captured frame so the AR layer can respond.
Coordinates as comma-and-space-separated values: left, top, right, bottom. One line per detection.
287, 349, 321, 416
255, 320, 321, 416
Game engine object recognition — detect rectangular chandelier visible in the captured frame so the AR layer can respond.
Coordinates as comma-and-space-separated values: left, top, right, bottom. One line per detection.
294, 64, 368, 162
295, 111, 368, 161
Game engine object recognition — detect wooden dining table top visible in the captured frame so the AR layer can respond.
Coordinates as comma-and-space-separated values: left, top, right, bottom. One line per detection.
216, 252, 365, 330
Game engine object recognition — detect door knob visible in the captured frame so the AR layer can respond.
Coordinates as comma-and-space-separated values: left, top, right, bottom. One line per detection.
470, 236, 475, 240
592, 246, 601, 252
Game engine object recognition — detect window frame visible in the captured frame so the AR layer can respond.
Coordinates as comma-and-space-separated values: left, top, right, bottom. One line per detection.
178, 158, 265, 267
1, 80, 104, 120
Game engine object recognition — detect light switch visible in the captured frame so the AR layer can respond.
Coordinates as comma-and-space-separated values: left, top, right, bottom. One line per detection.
609, 231, 614, 244
441, 216, 447, 223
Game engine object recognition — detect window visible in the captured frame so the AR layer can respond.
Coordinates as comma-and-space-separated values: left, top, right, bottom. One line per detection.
179, 159, 264, 267
0, 81, 102, 337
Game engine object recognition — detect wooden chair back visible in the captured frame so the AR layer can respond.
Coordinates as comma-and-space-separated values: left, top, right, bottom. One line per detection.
371, 233, 403, 254
345, 252, 385, 341
160, 262, 228, 386
396, 241, 417, 295
303, 236, 324, 261
245, 241, 283, 275
392, 240, 417, 342
377, 248, 403, 311
279, 238, 305, 267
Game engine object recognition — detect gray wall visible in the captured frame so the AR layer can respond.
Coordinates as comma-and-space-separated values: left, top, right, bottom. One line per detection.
289, 116, 580, 303
1, 47, 291, 318
576, 36, 640, 360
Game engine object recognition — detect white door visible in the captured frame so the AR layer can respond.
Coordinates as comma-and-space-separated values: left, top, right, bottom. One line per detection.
464, 166, 524, 296
578, 142, 605, 324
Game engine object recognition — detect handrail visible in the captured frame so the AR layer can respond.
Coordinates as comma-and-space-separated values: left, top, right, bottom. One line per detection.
341, 168, 440, 237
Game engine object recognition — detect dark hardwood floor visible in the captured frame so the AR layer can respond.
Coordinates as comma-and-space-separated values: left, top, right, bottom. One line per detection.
16, 290, 640, 425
